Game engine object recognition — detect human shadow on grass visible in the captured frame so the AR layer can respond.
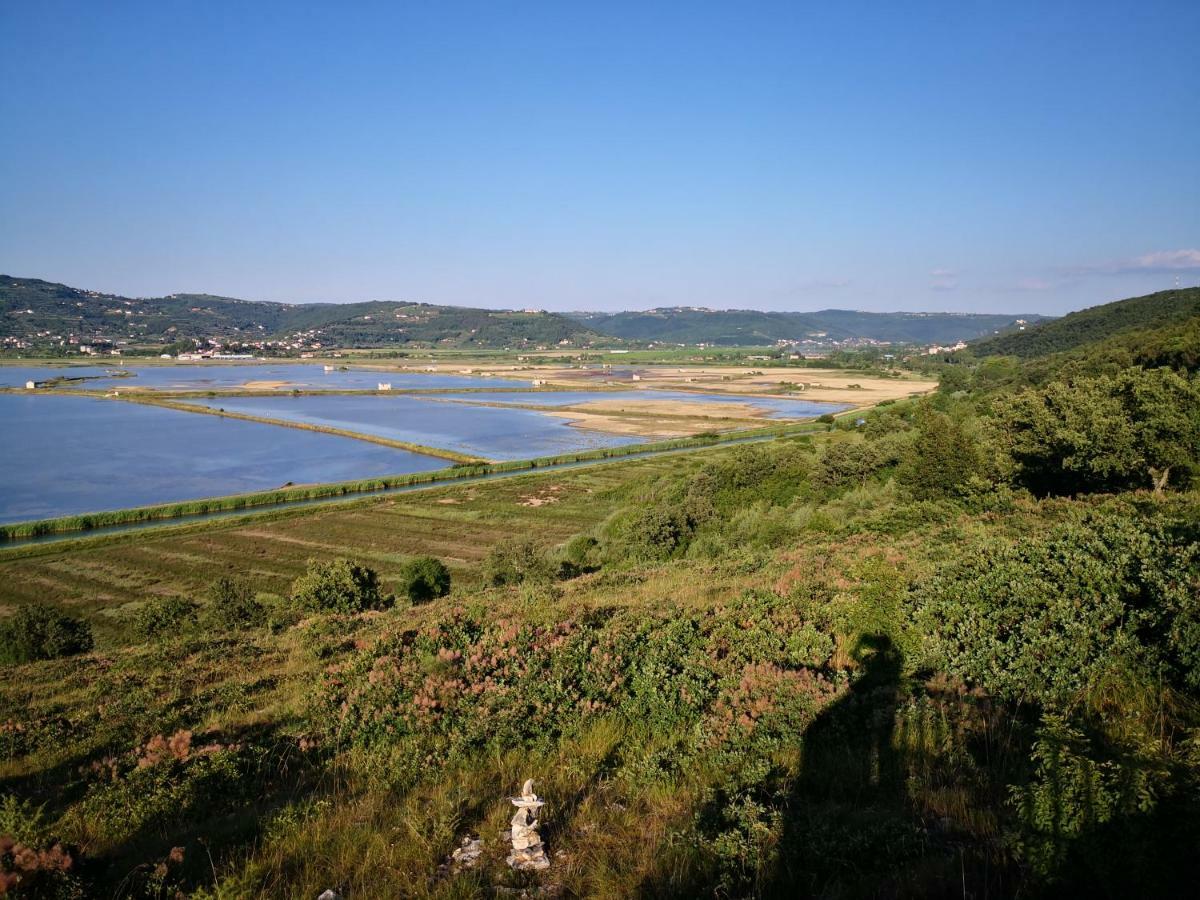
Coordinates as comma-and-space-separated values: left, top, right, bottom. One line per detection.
764, 633, 914, 899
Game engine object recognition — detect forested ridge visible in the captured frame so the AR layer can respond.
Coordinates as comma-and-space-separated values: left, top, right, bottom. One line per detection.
0, 276, 606, 350
968, 286, 1199, 360
2, 274, 1048, 351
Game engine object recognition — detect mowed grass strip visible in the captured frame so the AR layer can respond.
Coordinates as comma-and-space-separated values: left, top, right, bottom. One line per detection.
0, 452, 693, 622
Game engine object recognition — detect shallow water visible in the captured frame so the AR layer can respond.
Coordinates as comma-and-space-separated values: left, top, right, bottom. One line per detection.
0, 365, 115, 387
183, 394, 642, 460
0, 394, 447, 523
1, 363, 530, 391
437, 389, 848, 419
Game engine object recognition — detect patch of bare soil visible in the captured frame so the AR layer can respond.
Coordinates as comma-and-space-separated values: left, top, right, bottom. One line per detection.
519, 485, 567, 507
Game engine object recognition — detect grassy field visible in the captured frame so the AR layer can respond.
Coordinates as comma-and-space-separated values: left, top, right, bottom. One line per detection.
0, 451, 689, 633
2, 402, 1196, 898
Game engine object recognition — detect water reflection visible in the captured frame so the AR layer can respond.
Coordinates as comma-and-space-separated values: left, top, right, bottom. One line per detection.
0, 394, 445, 524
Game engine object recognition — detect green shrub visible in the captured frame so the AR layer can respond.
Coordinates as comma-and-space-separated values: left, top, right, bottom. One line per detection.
482, 538, 555, 587
0, 794, 50, 845
205, 577, 266, 629
915, 508, 1200, 705
396, 556, 451, 604
132, 597, 198, 639
559, 535, 601, 577
812, 440, 885, 490
291, 558, 386, 613
896, 409, 982, 499
990, 367, 1200, 496
623, 505, 694, 561
0, 604, 93, 664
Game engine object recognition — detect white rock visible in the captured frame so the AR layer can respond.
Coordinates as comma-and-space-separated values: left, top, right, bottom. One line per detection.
507, 778, 550, 871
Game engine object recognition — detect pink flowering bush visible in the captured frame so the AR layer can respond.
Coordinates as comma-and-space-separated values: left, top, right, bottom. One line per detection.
326, 591, 842, 770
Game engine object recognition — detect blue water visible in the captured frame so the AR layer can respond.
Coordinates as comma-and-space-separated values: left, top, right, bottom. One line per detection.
0, 394, 447, 524
183, 395, 642, 460
0, 365, 115, 387
438, 389, 848, 419
0, 363, 530, 391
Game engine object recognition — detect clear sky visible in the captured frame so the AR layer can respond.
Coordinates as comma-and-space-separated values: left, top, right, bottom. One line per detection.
1, 1, 1197, 315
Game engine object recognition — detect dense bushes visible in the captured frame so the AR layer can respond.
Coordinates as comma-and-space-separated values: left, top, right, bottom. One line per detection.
291, 558, 386, 612
991, 367, 1199, 495
915, 506, 1200, 705
132, 597, 198, 638
327, 591, 839, 771
0, 604, 93, 664
482, 538, 555, 586
396, 556, 451, 604
205, 577, 266, 629
560, 535, 601, 577
895, 409, 982, 499
812, 440, 888, 490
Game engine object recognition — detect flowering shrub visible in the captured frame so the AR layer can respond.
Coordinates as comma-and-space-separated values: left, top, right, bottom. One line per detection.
326, 591, 841, 771
69, 737, 253, 853
0, 835, 80, 897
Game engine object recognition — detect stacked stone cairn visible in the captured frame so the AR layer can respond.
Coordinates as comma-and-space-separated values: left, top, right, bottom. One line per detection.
507, 778, 550, 871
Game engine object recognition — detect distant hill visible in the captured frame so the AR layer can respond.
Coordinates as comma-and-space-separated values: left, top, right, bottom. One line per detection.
969, 288, 1200, 359
570, 307, 1049, 346
0, 276, 607, 350
1, 274, 1052, 353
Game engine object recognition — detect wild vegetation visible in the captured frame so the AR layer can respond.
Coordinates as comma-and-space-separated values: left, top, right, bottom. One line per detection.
1, 294, 1198, 897
968, 286, 1199, 360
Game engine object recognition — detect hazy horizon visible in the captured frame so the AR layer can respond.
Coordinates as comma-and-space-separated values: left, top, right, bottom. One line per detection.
2, 1, 1196, 316
3, 268, 1089, 318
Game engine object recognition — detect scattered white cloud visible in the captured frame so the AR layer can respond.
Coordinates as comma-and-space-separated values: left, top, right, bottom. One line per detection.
1062, 248, 1200, 276
1125, 249, 1200, 271
929, 268, 958, 291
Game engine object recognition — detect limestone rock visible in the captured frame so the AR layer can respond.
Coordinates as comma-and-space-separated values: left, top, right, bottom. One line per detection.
507, 778, 550, 871
451, 835, 484, 867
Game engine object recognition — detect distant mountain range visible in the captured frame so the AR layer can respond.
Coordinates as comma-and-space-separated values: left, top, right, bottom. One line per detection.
1, 275, 1049, 351
0, 276, 604, 352
568, 307, 1049, 346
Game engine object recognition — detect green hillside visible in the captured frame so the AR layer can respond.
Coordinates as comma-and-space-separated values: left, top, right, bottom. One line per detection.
2, 275, 1054, 354
970, 287, 1200, 359
0, 276, 608, 350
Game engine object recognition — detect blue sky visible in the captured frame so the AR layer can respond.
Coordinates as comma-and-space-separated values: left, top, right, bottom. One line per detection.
1, 1, 1196, 314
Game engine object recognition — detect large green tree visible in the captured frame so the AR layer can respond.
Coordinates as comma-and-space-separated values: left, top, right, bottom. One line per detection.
992, 367, 1199, 495
896, 409, 981, 499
